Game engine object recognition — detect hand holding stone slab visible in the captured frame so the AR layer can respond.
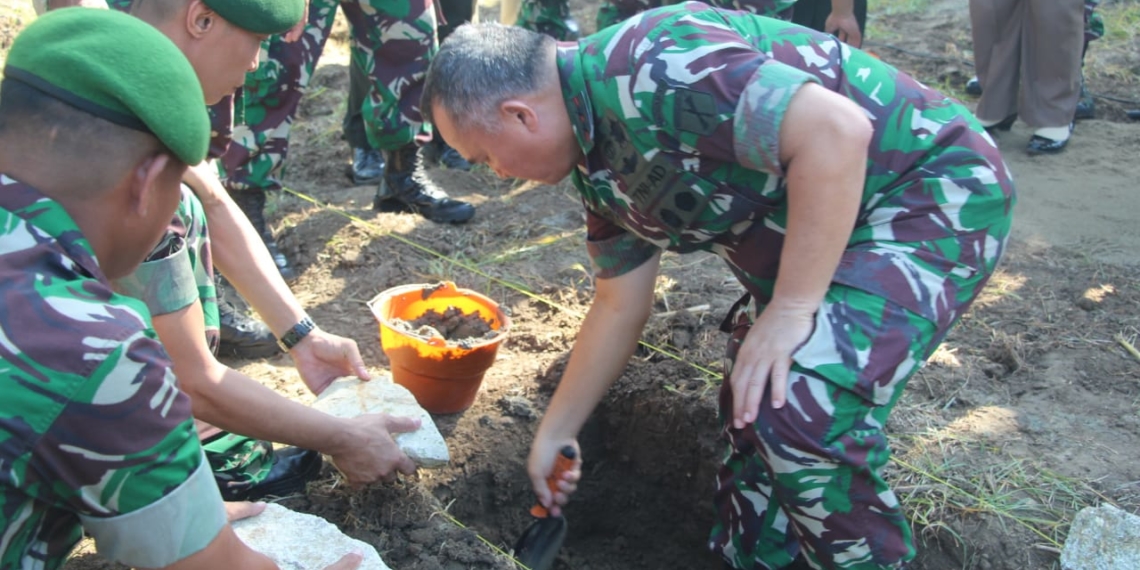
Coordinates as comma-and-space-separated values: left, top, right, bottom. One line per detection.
312, 374, 450, 468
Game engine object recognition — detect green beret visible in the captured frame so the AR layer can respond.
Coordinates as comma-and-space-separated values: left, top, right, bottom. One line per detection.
202, 0, 306, 35
3, 9, 209, 165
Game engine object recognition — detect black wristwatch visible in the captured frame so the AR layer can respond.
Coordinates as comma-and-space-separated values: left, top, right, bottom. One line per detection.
277, 316, 316, 352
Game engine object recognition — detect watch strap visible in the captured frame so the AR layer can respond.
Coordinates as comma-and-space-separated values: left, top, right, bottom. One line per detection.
277, 316, 316, 352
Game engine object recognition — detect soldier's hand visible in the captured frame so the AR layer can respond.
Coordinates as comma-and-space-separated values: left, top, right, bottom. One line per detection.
728, 300, 815, 429
328, 414, 419, 487
223, 501, 267, 522
323, 552, 363, 570
825, 10, 863, 48
290, 329, 371, 395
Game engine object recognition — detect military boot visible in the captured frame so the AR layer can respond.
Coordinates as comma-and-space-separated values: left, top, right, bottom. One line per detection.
217, 279, 280, 358
372, 143, 475, 224
231, 190, 297, 281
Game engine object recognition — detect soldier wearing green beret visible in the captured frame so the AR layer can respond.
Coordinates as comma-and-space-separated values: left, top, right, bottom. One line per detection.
100, 0, 423, 498
0, 10, 361, 570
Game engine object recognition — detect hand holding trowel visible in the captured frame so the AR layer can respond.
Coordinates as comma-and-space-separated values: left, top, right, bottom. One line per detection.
514, 445, 579, 570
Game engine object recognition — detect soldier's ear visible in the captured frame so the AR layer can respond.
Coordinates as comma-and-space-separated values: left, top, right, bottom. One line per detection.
187, 3, 216, 38
127, 152, 172, 219
500, 99, 539, 132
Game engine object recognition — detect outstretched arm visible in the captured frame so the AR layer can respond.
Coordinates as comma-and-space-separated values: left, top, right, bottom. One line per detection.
154, 298, 419, 486
182, 163, 369, 392
528, 252, 661, 514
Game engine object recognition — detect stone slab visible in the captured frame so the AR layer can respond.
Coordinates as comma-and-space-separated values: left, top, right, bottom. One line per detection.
232, 503, 389, 570
312, 375, 450, 468
1061, 504, 1140, 570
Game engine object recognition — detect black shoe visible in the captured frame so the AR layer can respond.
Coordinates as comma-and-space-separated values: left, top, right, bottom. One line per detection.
965, 76, 982, 96
1026, 133, 1071, 155
218, 296, 280, 358
423, 139, 472, 172
983, 114, 1017, 133
536, 16, 580, 41
438, 144, 472, 171
350, 147, 385, 185
231, 191, 297, 281
1074, 79, 1095, 121
1128, 110, 1140, 121
219, 447, 323, 502
372, 143, 475, 224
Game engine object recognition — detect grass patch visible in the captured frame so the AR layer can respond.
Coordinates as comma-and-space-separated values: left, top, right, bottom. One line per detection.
891, 426, 1106, 557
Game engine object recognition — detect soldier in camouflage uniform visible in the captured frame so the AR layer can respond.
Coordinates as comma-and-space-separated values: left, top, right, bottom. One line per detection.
424, 4, 1015, 568
0, 10, 342, 568
106, 0, 423, 498
224, 0, 475, 231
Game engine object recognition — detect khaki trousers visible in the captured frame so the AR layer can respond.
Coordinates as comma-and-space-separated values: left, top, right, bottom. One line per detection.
969, 0, 1084, 128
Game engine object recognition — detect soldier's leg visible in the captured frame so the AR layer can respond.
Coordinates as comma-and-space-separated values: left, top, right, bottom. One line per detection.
344, 61, 386, 185
221, 0, 341, 279
346, 0, 475, 224
424, 0, 477, 171
516, 0, 581, 40
710, 288, 933, 569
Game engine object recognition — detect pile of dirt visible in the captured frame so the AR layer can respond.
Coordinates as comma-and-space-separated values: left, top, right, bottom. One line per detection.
396, 306, 496, 344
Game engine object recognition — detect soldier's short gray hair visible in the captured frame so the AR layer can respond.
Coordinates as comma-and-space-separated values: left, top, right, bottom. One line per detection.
422, 23, 555, 133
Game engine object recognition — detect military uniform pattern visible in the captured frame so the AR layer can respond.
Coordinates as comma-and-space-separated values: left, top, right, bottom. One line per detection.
0, 176, 222, 569
113, 186, 221, 351
1085, 0, 1104, 47
558, 5, 1015, 568
515, 0, 579, 40
597, 0, 795, 32
222, 0, 437, 195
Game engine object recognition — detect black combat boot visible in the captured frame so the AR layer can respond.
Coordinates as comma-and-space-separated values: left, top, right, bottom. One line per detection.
423, 138, 472, 171
350, 146, 385, 185
216, 280, 280, 359
372, 143, 475, 224
231, 190, 297, 281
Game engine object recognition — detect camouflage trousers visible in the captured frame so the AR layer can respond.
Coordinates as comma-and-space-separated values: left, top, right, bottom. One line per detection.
201, 432, 276, 499
1084, 0, 1103, 50
515, 0, 579, 40
223, 0, 437, 195
710, 287, 935, 569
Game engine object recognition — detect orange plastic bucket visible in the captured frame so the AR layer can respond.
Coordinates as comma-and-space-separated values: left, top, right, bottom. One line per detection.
368, 282, 510, 414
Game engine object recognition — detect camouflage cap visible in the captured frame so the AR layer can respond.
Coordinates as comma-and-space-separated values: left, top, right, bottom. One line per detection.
201, 0, 306, 35
2, 8, 209, 165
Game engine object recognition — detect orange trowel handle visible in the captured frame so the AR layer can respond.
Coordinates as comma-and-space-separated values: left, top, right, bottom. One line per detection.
529, 446, 577, 518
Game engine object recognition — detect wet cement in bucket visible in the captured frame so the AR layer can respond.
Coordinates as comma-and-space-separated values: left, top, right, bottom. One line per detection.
391, 306, 497, 348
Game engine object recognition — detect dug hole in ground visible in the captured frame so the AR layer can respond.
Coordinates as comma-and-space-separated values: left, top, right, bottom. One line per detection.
12, 0, 1133, 568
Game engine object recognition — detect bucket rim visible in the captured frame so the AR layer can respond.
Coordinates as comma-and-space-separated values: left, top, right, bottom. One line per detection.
367, 282, 512, 346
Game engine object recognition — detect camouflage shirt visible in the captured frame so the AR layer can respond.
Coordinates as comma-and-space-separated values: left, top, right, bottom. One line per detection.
560, 3, 1015, 330
0, 176, 227, 569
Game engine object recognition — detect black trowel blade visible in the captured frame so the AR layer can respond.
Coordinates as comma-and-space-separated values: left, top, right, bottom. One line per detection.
513, 515, 567, 570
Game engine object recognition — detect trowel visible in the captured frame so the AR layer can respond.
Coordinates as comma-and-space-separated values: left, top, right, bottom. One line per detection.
513, 446, 577, 570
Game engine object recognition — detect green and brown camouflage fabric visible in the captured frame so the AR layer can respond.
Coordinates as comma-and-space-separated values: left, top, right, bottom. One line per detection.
0, 177, 225, 569
514, 0, 795, 41
558, 4, 1014, 568
221, 0, 438, 195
